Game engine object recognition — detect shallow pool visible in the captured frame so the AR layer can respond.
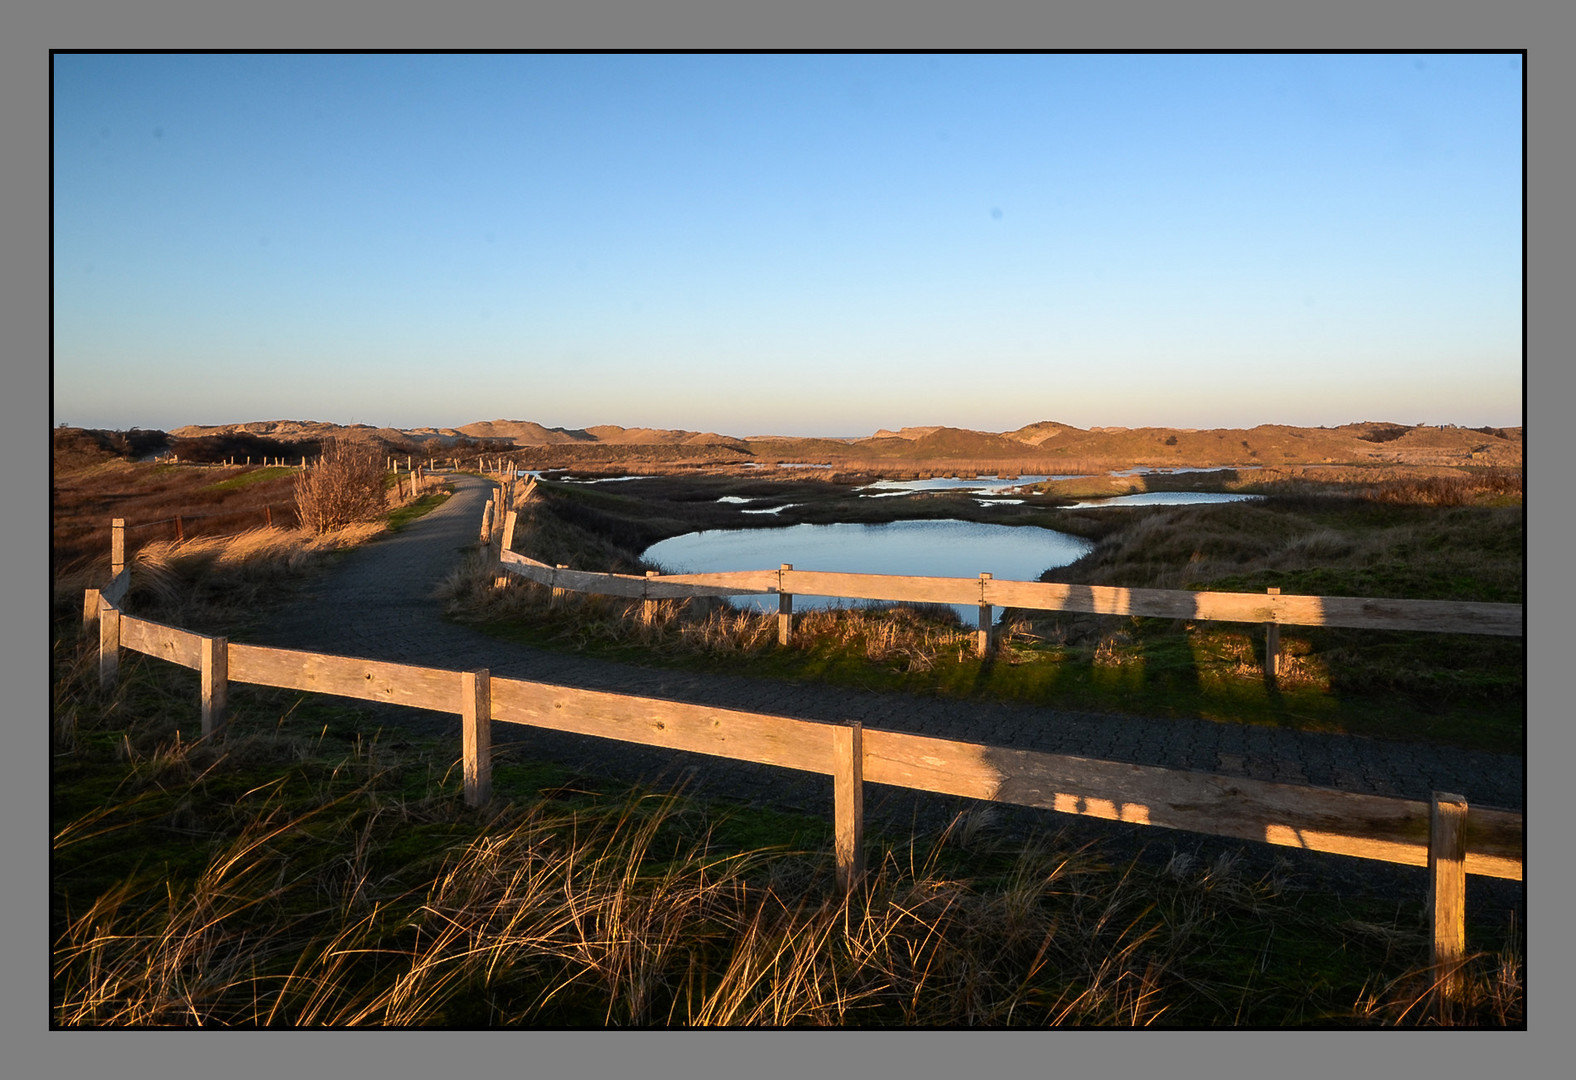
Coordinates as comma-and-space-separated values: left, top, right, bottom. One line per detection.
643, 519, 1094, 622
1063, 492, 1264, 509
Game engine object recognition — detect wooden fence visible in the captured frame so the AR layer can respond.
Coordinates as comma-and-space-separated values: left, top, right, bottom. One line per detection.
483, 489, 1522, 666
79, 496, 1526, 997
82, 587, 1521, 994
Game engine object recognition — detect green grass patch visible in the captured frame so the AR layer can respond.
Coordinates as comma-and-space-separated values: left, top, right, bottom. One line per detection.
205, 466, 297, 491
386, 488, 452, 532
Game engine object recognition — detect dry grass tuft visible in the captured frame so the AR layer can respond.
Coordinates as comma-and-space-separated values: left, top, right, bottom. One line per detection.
295, 439, 388, 533
1352, 929, 1525, 1027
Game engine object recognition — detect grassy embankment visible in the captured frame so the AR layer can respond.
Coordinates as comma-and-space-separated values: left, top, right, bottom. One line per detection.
449, 467, 1523, 755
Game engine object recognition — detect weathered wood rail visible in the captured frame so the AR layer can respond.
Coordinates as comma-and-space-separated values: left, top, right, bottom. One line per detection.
85, 588, 1525, 882
484, 479, 1522, 658
83, 586, 1521, 990
497, 548, 1522, 638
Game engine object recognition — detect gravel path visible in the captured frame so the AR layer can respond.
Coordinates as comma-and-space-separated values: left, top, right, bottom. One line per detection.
241, 474, 1525, 902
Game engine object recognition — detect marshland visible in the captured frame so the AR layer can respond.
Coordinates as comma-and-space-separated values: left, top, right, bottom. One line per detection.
51, 424, 1525, 1027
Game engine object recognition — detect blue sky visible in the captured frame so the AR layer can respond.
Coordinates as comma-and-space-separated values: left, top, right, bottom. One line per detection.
52, 52, 1523, 437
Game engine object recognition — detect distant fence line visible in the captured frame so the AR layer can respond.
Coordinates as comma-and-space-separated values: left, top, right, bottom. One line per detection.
97, 463, 453, 559
81, 533, 1522, 998
112, 505, 302, 545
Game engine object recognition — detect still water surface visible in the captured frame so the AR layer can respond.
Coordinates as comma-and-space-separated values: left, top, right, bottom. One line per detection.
644, 520, 1094, 621
1064, 492, 1263, 509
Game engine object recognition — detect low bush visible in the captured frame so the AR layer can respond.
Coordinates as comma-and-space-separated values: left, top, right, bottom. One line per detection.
294, 440, 388, 534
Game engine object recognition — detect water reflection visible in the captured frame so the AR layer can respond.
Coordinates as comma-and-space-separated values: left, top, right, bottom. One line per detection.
858, 475, 1065, 497
1064, 492, 1264, 508
644, 520, 1093, 621
1107, 466, 1263, 477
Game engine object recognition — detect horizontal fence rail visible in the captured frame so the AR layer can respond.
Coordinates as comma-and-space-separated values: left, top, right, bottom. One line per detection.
88, 598, 1523, 885
486, 487, 1522, 640
498, 549, 1524, 636
856, 730, 1523, 880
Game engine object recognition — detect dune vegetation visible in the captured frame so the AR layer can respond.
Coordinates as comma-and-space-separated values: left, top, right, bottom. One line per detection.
51, 431, 1525, 1027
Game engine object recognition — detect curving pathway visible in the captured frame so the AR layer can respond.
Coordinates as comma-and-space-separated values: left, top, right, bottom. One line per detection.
240, 474, 1524, 896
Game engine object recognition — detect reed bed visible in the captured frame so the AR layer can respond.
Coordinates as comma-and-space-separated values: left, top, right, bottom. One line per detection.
440, 548, 982, 672
1227, 465, 1523, 507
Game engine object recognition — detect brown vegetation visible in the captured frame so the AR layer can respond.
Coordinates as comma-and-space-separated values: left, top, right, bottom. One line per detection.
293, 439, 388, 534
51, 431, 443, 626
50, 431, 1524, 1027
52, 456, 302, 588
156, 417, 1524, 477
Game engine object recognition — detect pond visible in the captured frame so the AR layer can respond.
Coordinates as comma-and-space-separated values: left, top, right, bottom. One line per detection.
643, 519, 1094, 623
857, 475, 1066, 497
1062, 492, 1264, 509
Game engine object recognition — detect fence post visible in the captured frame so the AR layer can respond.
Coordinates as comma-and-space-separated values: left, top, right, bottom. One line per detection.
778, 564, 794, 646
643, 571, 659, 627
99, 604, 120, 692
552, 565, 569, 604
977, 573, 994, 658
266, 505, 273, 528
462, 669, 493, 807
82, 588, 103, 633
494, 511, 519, 589
1265, 587, 1282, 680
111, 518, 125, 578
479, 499, 495, 546
834, 721, 865, 892
201, 636, 228, 738
1428, 791, 1469, 1013
175, 515, 184, 542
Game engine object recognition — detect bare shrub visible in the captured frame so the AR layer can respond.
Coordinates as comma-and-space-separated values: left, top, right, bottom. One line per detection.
294, 440, 387, 534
